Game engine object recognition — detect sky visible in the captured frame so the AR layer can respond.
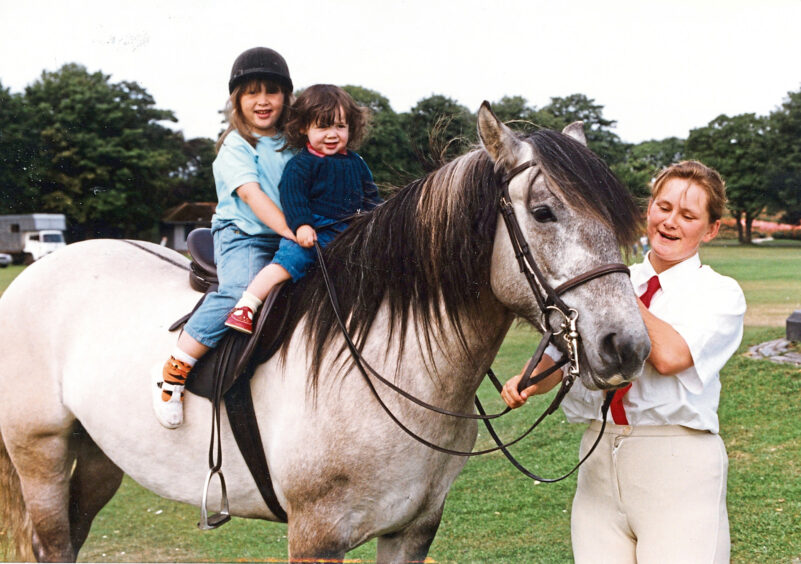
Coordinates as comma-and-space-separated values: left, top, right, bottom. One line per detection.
1, 0, 800, 144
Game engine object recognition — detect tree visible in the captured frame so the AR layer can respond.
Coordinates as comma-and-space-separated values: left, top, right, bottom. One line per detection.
766, 88, 801, 224
489, 95, 541, 134
629, 137, 686, 173
343, 85, 419, 189
616, 137, 687, 200
22, 64, 187, 239
169, 137, 217, 205
402, 94, 475, 171
536, 94, 626, 165
687, 113, 772, 243
0, 81, 38, 214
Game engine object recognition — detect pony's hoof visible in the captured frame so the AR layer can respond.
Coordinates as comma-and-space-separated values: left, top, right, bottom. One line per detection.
152, 370, 184, 429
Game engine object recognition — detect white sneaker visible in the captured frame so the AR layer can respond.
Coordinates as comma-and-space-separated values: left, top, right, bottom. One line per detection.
152, 369, 185, 429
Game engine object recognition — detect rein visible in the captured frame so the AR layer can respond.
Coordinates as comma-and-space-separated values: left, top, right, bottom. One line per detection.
312, 154, 630, 481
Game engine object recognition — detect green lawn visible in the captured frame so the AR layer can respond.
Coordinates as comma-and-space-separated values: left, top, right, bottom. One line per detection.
1, 245, 800, 562
0, 265, 25, 297
699, 244, 801, 327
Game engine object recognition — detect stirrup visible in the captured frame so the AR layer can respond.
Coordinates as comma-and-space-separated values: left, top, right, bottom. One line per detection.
198, 467, 231, 530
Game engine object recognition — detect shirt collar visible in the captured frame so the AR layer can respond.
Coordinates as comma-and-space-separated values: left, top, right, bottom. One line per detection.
306, 142, 326, 157
305, 142, 348, 158
635, 251, 701, 294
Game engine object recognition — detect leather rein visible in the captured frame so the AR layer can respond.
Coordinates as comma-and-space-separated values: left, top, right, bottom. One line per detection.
314, 155, 629, 482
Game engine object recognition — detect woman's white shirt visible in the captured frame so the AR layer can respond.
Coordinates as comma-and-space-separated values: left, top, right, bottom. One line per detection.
561, 252, 746, 433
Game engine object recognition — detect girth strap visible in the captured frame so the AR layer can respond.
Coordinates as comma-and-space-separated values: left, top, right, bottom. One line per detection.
224, 377, 288, 522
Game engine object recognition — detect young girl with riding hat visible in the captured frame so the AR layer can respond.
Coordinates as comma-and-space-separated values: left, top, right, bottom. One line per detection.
224, 84, 381, 334
154, 46, 297, 429
502, 160, 746, 563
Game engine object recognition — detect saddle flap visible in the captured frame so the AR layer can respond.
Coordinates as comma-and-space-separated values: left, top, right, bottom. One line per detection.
185, 282, 293, 400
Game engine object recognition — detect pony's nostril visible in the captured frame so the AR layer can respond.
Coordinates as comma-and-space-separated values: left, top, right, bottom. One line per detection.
600, 331, 648, 376
601, 332, 621, 366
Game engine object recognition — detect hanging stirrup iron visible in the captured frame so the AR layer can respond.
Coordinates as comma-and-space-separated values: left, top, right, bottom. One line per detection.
198, 338, 233, 530
198, 467, 231, 529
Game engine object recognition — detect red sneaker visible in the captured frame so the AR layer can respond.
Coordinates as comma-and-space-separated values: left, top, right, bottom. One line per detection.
225, 306, 254, 334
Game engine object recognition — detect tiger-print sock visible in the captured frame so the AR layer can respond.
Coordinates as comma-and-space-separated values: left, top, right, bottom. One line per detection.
161, 356, 192, 402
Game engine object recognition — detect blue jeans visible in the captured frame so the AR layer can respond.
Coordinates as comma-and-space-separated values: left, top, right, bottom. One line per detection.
272, 215, 345, 281
184, 220, 281, 348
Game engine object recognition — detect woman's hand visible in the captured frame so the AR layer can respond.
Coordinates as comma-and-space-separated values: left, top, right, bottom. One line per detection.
296, 225, 317, 248
501, 354, 564, 409
501, 372, 533, 409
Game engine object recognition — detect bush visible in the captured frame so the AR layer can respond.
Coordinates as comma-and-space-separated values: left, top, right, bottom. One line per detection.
717, 220, 740, 240
773, 228, 801, 241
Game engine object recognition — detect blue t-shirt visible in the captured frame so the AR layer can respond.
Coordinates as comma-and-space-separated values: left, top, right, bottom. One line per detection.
212, 131, 295, 235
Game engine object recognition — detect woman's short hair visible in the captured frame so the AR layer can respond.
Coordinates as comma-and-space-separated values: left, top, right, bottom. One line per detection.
651, 160, 728, 222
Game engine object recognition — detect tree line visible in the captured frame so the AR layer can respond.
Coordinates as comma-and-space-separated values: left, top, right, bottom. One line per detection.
1, 63, 799, 243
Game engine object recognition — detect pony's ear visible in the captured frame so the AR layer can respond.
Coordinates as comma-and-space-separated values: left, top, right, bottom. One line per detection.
478, 101, 524, 169
562, 121, 587, 146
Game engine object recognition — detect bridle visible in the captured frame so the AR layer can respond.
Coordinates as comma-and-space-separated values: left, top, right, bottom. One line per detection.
497, 159, 630, 394
314, 153, 630, 482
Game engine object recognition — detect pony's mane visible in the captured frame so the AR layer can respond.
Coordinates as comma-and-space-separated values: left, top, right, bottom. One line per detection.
278, 129, 640, 387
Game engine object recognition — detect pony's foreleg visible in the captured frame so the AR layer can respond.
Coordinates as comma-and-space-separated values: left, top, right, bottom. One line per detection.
8, 429, 76, 562
67, 425, 123, 554
375, 504, 444, 564
286, 515, 348, 562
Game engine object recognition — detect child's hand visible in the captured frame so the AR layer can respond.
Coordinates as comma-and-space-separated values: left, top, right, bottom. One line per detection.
296, 225, 317, 248
281, 228, 298, 243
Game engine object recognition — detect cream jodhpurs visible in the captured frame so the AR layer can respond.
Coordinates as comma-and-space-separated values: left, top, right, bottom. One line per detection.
571, 421, 730, 564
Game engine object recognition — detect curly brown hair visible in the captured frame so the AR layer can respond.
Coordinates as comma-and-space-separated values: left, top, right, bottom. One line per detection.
282, 84, 371, 151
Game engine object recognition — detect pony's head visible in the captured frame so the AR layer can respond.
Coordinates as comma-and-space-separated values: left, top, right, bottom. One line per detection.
478, 102, 649, 389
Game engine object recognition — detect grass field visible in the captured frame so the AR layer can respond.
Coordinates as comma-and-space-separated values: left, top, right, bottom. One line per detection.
1, 245, 800, 562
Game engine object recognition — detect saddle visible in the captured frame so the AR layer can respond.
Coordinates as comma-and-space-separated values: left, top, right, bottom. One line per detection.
171, 227, 290, 524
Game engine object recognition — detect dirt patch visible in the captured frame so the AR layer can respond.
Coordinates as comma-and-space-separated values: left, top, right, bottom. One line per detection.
745, 307, 801, 328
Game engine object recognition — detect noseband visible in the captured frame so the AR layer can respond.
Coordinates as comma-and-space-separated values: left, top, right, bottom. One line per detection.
314, 154, 631, 482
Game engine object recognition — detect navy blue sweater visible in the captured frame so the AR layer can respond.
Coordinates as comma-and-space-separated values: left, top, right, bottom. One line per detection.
279, 148, 381, 232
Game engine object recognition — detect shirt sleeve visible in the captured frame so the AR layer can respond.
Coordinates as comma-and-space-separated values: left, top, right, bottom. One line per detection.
279, 156, 315, 232
215, 136, 260, 197
670, 275, 746, 394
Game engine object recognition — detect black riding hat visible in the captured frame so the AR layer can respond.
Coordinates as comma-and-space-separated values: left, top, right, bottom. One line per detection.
228, 47, 293, 94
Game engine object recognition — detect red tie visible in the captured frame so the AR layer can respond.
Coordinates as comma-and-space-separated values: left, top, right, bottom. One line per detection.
609, 275, 661, 425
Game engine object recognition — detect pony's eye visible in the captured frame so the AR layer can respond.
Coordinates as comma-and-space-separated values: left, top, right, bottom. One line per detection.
531, 205, 556, 223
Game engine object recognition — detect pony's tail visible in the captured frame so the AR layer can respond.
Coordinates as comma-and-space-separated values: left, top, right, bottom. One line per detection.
0, 426, 35, 562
